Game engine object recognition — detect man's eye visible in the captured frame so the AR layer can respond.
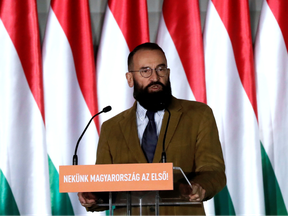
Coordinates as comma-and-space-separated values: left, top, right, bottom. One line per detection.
141, 69, 150, 73
157, 67, 166, 71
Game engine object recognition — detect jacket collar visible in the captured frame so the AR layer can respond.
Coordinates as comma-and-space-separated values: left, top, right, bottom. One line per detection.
118, 97, 183, 163
119, 102, 147, 163
153, 97, 182, 163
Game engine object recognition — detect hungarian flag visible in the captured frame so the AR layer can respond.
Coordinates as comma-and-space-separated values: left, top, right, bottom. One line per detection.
156, 0, 206, 103
96, 0, 149, 125
42, 0, 99, 214
203, 0, 265, 215
0, 0, 51, 215
254, 0, 288, 214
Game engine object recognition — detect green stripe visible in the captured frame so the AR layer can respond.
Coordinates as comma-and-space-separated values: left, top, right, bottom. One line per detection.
0, 169, 20, 215
260, 142, 288, 215
106, 206, 116, 215
214, 185, 236, 215
48, 155, 74, 215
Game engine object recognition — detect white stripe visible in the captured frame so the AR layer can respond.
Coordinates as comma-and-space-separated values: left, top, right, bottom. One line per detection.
204, 2, 265, 214
97, 6, 134, 125
0, 19, 51, 215
156, 14, 195, 101
203, 201, 215, 216
42, 8, 98, 215
255, 0, 288, 208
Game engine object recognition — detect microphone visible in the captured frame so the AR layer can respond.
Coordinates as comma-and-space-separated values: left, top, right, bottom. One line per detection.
161, 108, 171, 163
73, 106, 112, 165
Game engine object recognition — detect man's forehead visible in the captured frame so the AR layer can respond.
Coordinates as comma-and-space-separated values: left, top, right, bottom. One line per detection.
133, 49, 167, 65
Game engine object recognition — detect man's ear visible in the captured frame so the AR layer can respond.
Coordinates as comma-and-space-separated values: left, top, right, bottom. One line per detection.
126, 72, 134, 87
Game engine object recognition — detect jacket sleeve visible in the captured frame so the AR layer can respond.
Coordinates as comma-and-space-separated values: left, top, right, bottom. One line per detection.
85, 121, 112, 212
191, 106, 226, 200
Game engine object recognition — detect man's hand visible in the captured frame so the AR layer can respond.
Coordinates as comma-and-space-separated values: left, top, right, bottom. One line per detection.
189, 183, 206, 201
179, 182, 206, 202
78, 192, 97, 208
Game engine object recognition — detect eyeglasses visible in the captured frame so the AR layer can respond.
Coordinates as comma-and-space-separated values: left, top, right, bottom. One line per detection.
129, 66, 170, 78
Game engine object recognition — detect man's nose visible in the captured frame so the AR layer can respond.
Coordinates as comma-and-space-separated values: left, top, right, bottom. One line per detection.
149, 69, 160, 81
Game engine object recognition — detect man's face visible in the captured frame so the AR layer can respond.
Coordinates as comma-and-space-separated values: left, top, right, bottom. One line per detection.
126, 49, 170, 92
126, 49, 172, 111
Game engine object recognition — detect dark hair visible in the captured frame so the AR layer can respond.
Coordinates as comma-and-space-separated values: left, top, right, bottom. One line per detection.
127, 42, 165, 71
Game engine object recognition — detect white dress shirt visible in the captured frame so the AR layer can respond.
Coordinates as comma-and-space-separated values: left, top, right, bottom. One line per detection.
136, 102, 165, 146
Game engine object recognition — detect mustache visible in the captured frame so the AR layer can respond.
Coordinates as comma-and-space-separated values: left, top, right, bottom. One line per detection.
146, 81, 165, 89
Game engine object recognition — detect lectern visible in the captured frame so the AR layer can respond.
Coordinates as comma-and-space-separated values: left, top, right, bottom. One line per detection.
59, 163, 200, 215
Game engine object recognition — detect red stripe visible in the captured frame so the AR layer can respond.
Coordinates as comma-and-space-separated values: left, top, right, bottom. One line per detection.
162, 0, 206, 103
267, 0, 288, 51
51, 0, 99, 131
108, 0, 149, 51
212, 0, 258, 119
0, 0, 45, 122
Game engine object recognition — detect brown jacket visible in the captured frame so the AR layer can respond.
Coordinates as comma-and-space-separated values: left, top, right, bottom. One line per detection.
93, 97, 226, 215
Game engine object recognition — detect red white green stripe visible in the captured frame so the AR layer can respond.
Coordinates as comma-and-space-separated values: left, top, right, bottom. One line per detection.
204, 0, 265, 214
42, 0, 98, 214
255, 0, 288, 214
0, 0, 51, 214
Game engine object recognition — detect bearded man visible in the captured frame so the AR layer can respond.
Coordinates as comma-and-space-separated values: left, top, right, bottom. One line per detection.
78, 42, 226, 215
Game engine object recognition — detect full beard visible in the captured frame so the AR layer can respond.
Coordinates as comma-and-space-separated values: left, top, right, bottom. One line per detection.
133, 79, 172, 112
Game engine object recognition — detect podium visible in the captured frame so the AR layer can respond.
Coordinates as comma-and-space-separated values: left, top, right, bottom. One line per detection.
59, 163, 200, 215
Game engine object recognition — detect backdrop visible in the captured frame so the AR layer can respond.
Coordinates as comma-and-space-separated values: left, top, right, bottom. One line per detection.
0, 0, 287, 215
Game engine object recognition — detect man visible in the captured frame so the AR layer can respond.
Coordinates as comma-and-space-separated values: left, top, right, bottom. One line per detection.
78, 43, 226, 215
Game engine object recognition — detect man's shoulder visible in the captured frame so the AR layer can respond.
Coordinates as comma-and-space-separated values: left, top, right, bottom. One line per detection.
171, 97, 215, 121
173, 97, 211, 112
102, 105, 135, 126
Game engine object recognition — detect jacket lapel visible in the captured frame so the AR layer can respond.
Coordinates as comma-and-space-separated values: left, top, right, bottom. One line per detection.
119, 102, 148, 163
153, 97, 182, 163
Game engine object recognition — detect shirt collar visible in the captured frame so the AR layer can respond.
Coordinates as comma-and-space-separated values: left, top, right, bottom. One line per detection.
136, 101, 165, 120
